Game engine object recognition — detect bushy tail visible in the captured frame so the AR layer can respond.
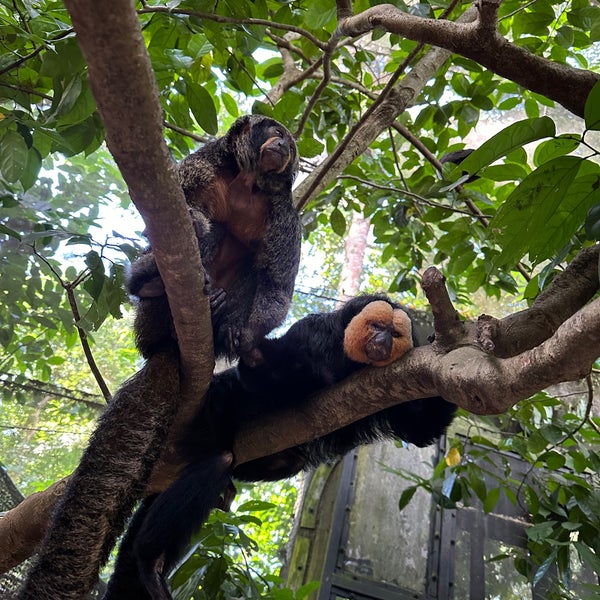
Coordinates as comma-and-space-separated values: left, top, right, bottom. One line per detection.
135, 452, 234, 598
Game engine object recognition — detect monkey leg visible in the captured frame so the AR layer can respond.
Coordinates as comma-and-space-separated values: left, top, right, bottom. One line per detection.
134, 452, 234, 600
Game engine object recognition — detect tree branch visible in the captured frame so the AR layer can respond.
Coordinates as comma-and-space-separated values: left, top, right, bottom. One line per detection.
63, 0, 213, 392
234, 245, 600, 462
337, 2, 599, 118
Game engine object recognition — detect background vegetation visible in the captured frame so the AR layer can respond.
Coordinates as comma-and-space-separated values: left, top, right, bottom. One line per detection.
1, 0, 600, 597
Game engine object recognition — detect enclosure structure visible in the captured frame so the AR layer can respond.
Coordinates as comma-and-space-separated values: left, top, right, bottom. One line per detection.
286, 440, 597, 600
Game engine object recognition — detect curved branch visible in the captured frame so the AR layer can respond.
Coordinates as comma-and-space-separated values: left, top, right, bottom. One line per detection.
138, 7, 328, 51
64, 0, 213, 390
338, 2, 599, 118
234, 245, 600, 462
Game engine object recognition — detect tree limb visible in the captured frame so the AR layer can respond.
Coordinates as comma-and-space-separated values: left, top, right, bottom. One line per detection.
234, 244, 600, 462
63, 0, 214, 391
337, 1, 599, 118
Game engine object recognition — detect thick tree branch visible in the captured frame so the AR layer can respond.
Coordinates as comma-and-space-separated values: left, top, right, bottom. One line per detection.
1, 0, 215, 592
63, 0, 213, 391
337, 1, 599, 118
234, 245, 600, 462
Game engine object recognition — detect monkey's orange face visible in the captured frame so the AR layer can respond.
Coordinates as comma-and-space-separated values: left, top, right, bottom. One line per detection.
343, 301, 413, 367
259, 125, 295, 173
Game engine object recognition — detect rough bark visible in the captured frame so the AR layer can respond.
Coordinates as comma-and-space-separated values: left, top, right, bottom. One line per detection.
234, 245, 600, 461
64, 0, 214, 389
337, 1, 599, 119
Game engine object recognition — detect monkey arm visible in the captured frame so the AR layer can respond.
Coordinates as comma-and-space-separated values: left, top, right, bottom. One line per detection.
240, 200, 301, 351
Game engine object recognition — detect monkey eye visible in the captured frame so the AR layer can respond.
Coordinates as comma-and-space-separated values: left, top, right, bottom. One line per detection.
371, 321, 401, 338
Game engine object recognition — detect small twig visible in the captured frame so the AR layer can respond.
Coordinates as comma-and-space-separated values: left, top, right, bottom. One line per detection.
137, 7, 328, 51
294, 34, 341, 138
32, 247, 112, 402
164, 121, 210, 144
338, 174, 488, 217
421, 266, 466, 348
0, 29, 73, 76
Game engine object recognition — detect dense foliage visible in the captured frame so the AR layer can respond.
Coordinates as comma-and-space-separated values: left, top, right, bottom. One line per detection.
1, 0, 600, 597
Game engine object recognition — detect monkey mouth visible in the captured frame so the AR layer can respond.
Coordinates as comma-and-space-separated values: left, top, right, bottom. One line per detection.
364, 338, 392, 363
260, 147, 291, 173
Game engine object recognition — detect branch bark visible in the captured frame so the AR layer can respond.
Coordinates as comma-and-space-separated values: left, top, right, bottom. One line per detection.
337, 2, 599, 118
234, 244, 600, 462
64, 0, 213, 390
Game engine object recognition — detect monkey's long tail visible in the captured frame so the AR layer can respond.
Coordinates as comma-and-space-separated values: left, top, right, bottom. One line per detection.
135, 452, 234, 600
102, 496, 158, 600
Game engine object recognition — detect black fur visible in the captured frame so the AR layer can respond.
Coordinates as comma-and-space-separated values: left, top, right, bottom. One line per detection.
104, 295, 456, 600
127, 114, 301, 361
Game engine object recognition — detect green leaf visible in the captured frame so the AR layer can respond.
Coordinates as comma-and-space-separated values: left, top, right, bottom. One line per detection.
21, 147, 42, 191
0, 223, 22, 240
575, 542, 600, 574
483, 487, 501, 514
0, 130, 28, 182
533, 135, 581, 166
585, 202, 600, 240
447, 117, 556, 180
491, 156, 585, 267
297, 136, 324, 158
329, 208, 346, 236
48, 74, 83, 123
221, 92, 239, 118
296, 581, 321, 599
398, 486, 417, 511
526, 520, 557, 543
186, 81, 218, 135
584, 79, 600, 131
540, 450, 566, 470
237, 499, 275, 512
533, 549, 558, 588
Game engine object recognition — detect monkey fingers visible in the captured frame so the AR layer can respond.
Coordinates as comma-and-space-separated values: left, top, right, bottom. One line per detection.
189, 207, 211, 239
136, 275, 166, 298
216, 480, 237, 512
209, 287, 227, 316
239, 346, 264, 368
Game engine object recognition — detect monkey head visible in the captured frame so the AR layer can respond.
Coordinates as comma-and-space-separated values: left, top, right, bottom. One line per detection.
227, 115, 298, 186
343, 300, 413, 366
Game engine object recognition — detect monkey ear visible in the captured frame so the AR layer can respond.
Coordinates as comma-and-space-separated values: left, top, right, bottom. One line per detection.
343, 301, 413, 366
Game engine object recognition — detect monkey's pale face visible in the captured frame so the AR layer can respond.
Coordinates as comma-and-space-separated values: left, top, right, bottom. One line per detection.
343, 301, 414, 366
259, 125, 295, 173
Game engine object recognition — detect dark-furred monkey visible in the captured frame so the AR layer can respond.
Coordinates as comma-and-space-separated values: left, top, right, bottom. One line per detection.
104, 295, 457, 600
128, 114, 301, 361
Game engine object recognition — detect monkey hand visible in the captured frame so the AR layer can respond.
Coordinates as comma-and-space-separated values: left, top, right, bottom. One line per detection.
239, 346, 264, 368
209, 287, 227, 316
189, 207, 211, 239
225, 326, 261, 362
135, 276, 165, 298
